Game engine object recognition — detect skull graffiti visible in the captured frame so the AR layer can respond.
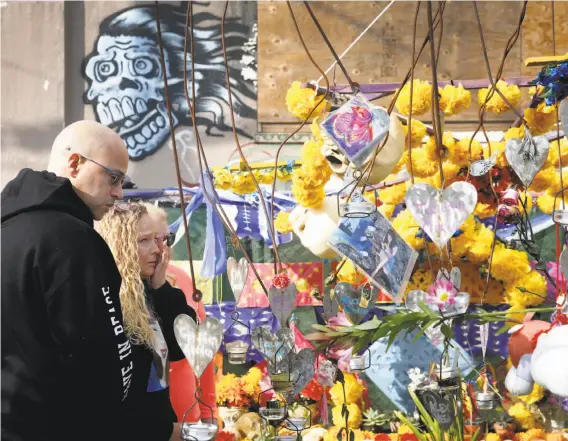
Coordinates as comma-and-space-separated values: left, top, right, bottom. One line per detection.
82, 4, 257, 161
84, 35, 189, 159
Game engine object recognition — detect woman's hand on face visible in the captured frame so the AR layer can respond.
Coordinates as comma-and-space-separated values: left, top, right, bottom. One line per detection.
150, 238, 170, 289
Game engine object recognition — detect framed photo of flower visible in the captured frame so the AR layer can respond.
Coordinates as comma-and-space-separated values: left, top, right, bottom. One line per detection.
319, 94, 390, 168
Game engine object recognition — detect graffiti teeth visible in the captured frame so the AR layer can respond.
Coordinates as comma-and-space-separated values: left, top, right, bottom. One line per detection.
150, 122, 158, 133
126, 136, 136, 148
142, 126, 152, 138
97, 102, 112, 125
108, 98, 123, 122
156, 116, 165, 128
135, 134, 146, 144
122, 97, 135, 118
135, 99, 148, 114
124, 120, 134, 128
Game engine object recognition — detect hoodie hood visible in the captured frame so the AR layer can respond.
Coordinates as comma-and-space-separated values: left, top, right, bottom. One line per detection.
1, 169, 93, 226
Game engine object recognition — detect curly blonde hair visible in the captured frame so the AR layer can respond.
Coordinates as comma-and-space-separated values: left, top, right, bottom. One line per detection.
96, 203, 155, 347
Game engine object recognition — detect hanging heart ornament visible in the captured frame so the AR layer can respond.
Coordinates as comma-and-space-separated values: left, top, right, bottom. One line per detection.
505, 131, 550, 188
335, 282, 378, 325
470, 154, 497, 177
323, 289, 339, 321
268, 272, 297, 327
251, 326, 295, 370
405, 181, 477, 249
174, 314, 223, 379
227, 257, 249, 303
289, 349, 316, 398
419, 389, 458, 430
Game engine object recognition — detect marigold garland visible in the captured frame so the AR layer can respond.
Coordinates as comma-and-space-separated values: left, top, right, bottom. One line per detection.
395, 79, 432, 116
439, 83, 472, 116
478, 80, 521, 115
286, 81, 329, 120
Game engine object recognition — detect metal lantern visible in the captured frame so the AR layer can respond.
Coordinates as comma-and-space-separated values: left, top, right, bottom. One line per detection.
552, 187, 568, 225
224, 310, 251, 365
475, 391, 497, 411
260, 399, 288, 426
349, 349, 371, 372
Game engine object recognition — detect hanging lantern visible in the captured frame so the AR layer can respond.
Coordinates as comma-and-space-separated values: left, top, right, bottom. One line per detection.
260, 399, 288, 426
475, 391, 497, 410
181, 422, 218, 441
224, 310, 251, 365
349, 349, 371, 372
553, 187, 568, 225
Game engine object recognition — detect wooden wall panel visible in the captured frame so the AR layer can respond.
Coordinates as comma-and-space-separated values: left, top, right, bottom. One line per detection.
258, 1, 568, 136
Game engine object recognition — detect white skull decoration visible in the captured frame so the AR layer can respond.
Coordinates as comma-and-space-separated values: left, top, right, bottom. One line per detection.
84, 35, 182, 159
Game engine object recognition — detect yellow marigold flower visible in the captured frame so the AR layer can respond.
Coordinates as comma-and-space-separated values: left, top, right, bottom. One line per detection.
506, 304, 528, 324
329, 373, 364, 405
425, 132, 457, 162
379, 204, 396, 219
389, 435, 400, 441
546, 433, 564, 441
518, 383, 545, 405
442, 161, 461, 185
407, 147, 439, 177
232, 173, 257, 194
286, 81, 329, 120
274, 211, 293, 234
397, 425, 413, 435
424, 137, 441, 161
518, 191, 533, 214
485, 434, 501, 441
254, 170, 275, 185
332, 403, 362, 429
524, 102, 557, 136
466, 223, 494, 265
520, 428, 546, 441
528, 164, 555, 193
241, 367, 262, 396
291, 181, 325, 209
392, 151, 409, 174
403, 119, 428, 148
439, 83, 472, 116
509, 402, 538, 430
406, 268, 434, 294
490, 244, 531, 283
482, 141, 508, 168
213, 168, 233, 190
379, 183, 407, 206
504, 126, 525, 141
395, 79, 432, 116
548, 138, 568, 168
474, 202, 495, 219
503, 271, 546, 308
536, 192, 568, 215
323, 426, 341, 441
311, 117, 323, 141
478, 80, 521, 115
449, 137, 483, 167
336, 259, 366, 286
414, 174, 442, 189
392, 209, 424, 251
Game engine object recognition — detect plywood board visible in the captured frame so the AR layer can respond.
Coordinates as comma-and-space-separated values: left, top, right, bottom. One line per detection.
258, 1, 568, 135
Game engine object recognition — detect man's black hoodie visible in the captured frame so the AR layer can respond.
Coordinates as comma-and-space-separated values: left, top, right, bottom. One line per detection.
1, 169, 134, 441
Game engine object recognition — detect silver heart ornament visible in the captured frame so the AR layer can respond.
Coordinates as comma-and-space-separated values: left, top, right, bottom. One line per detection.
470, 154, 496, 177
174, 314, 223, 379
418, 389, 458, 430
289, 348, 316, 398
227, 257, 249, 303
436, 267, 461, 290
505, 131, 550, 188
268, 283, 297, 327
405, 181, 477, 249
251, 326, 294, 369
335, 282, 378, 325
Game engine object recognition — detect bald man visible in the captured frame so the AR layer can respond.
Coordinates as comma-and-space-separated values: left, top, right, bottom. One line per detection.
1, 121, 133, 441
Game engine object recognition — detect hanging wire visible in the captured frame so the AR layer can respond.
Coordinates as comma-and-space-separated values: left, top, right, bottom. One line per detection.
267, 1, 332, 275
406, 2, 421, 186
180, 1, 269, 294
221, 1, 282, 275
155, 1, 198, 293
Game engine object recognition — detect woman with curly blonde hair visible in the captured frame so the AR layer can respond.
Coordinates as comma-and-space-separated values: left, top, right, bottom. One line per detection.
97, 202, 196, 441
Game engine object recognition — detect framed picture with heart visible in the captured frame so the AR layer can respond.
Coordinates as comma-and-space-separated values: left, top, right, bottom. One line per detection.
327, 209, 418, 301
